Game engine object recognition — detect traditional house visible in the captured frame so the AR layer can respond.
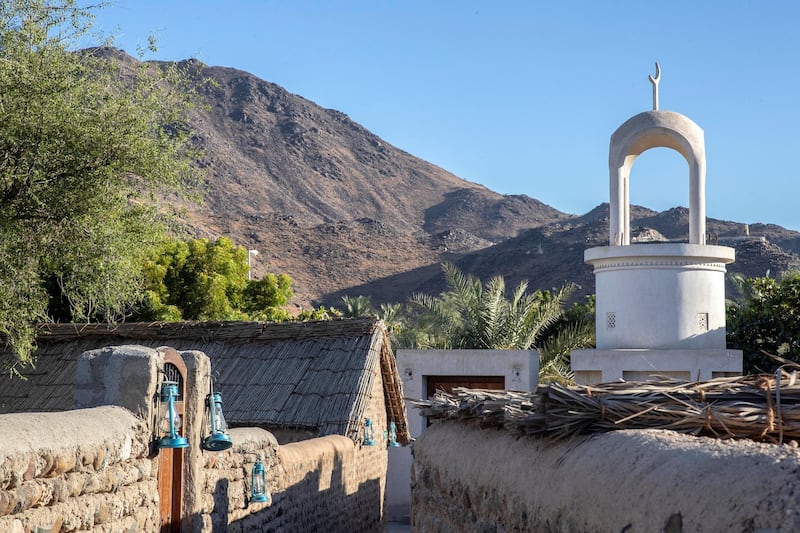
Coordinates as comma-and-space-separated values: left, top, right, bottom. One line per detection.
0, 318, 409, 531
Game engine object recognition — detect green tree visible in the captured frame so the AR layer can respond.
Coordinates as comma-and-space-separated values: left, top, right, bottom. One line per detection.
538, 295, 596, 383
244, 274, 293, 312
727, 271, 800, 373
0, 1, 199, 369
179, 238, 249, 320
338, 296, 410, 348
407, 263, 593, 382
135, 237, 294, 322
244, 273, 294, 321
378, 302, 404, 340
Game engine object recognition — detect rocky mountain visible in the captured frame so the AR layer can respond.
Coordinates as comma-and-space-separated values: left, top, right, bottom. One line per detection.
126, 51, 800, 309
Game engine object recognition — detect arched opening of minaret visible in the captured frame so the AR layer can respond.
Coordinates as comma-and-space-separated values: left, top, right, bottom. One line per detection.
629, 148, 688, 211
626, 147, 690, 240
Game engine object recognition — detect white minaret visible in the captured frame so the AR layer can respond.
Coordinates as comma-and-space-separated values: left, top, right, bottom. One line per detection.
571, 63, 742, 384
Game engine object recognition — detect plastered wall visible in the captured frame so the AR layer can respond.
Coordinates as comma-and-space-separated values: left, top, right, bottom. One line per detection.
412, 422, 800, 532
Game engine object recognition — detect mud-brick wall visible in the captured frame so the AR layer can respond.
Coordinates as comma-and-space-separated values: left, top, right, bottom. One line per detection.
197, 428, 281, 532
0, 406, 156, 533
192, 430, 388, 533
0, 343, 395, 533
194, 356, 390, 533
200, 432, 388, 533
413, 422, 800, 532
218, 361, 390, 533
270, 435, 385, 532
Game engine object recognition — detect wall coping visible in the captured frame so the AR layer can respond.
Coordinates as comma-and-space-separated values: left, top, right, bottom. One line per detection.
0, 405, 141, 461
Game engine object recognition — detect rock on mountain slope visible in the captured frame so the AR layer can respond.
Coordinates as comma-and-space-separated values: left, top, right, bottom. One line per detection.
144, 54, 569, 306
122, 50, 800, 308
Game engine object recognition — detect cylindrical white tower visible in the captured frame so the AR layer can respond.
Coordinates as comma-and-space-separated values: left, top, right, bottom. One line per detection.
587, 243, 734, 350
570, 69, 742, 383
593, 109, 735, 350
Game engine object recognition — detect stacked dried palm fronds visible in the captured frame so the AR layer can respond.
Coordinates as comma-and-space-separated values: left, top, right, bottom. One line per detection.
413, 372, 800, 443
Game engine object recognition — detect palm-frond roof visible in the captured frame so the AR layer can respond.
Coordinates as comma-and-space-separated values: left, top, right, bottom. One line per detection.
0, 318, 409, 444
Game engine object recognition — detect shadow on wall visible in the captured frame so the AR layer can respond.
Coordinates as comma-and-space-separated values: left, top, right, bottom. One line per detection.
182, 479, 234, 532
213, 478, 231, 532
227, 452, 383, 532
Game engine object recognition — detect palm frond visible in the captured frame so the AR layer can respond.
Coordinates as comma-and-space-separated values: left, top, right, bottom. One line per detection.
480, 275, 507, 348
521, 283, 576, 348
407, 263, 586, 357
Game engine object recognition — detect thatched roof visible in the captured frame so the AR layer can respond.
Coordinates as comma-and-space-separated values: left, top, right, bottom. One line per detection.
0, 318, 409, 444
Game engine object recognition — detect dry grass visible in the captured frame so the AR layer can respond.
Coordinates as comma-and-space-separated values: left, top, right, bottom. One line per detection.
414, 372, 800, 444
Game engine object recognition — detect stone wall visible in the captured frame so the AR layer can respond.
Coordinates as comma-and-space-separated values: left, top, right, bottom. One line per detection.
197, 430, 388, 532
0, 409, 390, 533
193, 427, 280, 532
0, 343, 393, 532
0, 406, 157, 533
413, 422, 800, 532
270, 436, 386, 532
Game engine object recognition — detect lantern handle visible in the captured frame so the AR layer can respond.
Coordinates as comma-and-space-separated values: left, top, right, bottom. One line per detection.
209, 369, 221, 396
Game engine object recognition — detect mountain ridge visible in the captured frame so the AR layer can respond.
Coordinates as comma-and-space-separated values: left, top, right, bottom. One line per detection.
118, 50, 800, 308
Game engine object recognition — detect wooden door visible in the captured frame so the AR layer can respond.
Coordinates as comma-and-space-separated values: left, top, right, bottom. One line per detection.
158, 349, 188, 533
426, 375, 505, 397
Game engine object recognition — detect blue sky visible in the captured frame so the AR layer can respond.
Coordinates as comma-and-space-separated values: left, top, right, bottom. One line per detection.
89, 1, 800, 230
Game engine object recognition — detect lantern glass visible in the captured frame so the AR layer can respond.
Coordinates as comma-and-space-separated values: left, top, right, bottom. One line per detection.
202, 391, 233, 451
212, 394, 228, 432
251, 460, 269, 503
156, 381, 189, 449
159, 407, 181, 434
363, 418, 375, 446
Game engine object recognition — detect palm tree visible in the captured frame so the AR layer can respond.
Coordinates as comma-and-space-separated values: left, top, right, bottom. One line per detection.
340, 295, 375, 318
408, 262, 594, 383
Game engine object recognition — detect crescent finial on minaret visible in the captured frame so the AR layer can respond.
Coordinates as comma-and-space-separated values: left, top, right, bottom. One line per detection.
648, 62, 661, 111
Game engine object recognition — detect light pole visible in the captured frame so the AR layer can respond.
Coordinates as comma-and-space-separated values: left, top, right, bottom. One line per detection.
248, 249, 259, 280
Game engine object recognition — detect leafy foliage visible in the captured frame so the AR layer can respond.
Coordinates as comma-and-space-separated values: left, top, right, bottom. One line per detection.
296, 306, 343, 321
338, 295, 407, 348
727, 271, 800, 373
409, 263, 569, 349
538, 295, 595, 384
134, 237, 294, 321
0, 1, 201, 369
244, 274, 294, 320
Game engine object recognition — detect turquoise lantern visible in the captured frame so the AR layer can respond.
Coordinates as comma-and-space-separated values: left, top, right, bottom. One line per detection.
363, 418, 375, 446
251, 459, 269, 503
156, 381, 189, 449
388, 421, 401, 447
201, 375, 233, 451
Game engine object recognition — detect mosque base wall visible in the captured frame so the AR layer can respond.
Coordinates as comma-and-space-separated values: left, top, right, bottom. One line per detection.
571, 348, 742, 385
